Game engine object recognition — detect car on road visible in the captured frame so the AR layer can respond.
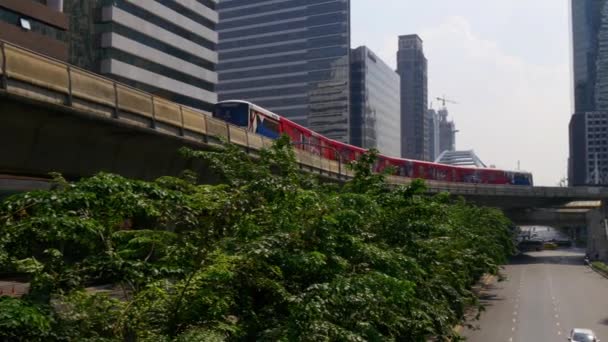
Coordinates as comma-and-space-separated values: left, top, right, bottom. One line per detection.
568, 328, 600, 342
518, 239, 543, 252
543, 242, 558, 250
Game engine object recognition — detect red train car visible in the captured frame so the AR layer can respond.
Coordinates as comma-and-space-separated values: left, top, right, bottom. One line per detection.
213, 100, 533, 186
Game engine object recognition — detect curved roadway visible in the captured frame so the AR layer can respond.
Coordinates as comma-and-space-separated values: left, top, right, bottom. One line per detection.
463, 249, 608, 341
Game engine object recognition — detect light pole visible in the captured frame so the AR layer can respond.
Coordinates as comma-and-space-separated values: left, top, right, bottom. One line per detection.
290, 141, 344, 178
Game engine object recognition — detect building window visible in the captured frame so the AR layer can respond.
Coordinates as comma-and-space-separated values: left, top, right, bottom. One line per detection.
19, 18, 31, 30
0, 7, 67, 41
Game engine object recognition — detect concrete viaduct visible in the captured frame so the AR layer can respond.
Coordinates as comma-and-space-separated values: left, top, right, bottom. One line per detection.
1, 40, 608, 260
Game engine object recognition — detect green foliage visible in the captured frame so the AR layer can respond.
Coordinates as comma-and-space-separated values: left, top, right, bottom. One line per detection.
0, 138, 515, 341
0, 297, 52, 341
592, 261, 608, 276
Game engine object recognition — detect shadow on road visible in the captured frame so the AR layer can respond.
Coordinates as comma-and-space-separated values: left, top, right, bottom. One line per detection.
509, 251, 584, 266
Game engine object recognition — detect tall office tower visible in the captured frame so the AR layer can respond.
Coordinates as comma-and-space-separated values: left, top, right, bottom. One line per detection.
397, 34, 429, 160
64, 0, 218, 112
350, 46, 400, 157
426, 108, 440, 161
571, 112, 608, 185
217, 0, 351, 142
570, 0, 608, 185
438, 108, 456, 154
0, 0, 69, 60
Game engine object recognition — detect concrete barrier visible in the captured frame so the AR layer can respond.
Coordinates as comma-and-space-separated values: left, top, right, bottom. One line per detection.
182, 107, 206, 134
116, 84, 153, 118
4, 44, 69, 94
206, 116, 229, 140
247, 133, 264, 151
71, 68, 115, 107
153, 97, 182, 127
228, 125, 248, 147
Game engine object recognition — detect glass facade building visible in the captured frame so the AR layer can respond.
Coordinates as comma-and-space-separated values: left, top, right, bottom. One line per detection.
570, 0, 608, 185
585, 112, 608, 184
572, 0, 605, 113
570, 112, 608, 185
216, 0, 351, 142
65, 0, 218, 112
397, 34, 429, 160
350, 46, 400, 157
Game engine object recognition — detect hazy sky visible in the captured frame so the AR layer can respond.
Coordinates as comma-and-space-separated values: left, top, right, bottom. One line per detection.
351, 1, 571, 186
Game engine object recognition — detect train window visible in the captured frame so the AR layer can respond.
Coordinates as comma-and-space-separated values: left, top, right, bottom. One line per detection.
310, 136, 320, 154
398, 165, 406, 177
256, 117, 280, 139
213, 103, 249, 127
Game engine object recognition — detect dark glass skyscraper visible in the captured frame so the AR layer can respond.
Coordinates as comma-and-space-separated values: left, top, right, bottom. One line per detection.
350, 46, 400, 157
570, 0, 608, 185
217, 0, 351, 142
572, 0, 604, 113
397, 34, 429, 160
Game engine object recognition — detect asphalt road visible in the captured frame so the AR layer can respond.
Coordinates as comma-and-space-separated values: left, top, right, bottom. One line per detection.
463, 249, 608, 341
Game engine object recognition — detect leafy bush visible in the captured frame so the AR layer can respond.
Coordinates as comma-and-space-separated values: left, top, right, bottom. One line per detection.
0, 136, 515, 341
0, 297, 52, 341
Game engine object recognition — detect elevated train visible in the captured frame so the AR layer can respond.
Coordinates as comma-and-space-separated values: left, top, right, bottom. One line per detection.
213, 100, 533, 186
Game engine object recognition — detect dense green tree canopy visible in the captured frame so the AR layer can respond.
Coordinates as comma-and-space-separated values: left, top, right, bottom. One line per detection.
0, 137, 515, 341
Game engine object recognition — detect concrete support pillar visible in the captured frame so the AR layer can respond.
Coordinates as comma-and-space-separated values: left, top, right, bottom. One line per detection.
586, 201, 608, 261
47, 0, 63, 12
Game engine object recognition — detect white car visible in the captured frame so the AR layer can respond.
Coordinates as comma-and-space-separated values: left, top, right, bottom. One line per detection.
569, 328, 600, 342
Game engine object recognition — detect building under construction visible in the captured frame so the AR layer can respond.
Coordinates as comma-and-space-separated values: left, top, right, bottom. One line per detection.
438, 107, 456, 154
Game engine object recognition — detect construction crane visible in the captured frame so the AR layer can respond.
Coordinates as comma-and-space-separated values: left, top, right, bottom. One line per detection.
436, 96, 458, 108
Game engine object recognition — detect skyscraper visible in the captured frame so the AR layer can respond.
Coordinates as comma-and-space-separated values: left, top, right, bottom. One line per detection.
216, 0, 351, 142
65, 0, 218, 112
397, 34, 429, 160
572, 0, 605, 113
350, 46, 401, 157
570, 0, 608, 185
438, 108, 456, 154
